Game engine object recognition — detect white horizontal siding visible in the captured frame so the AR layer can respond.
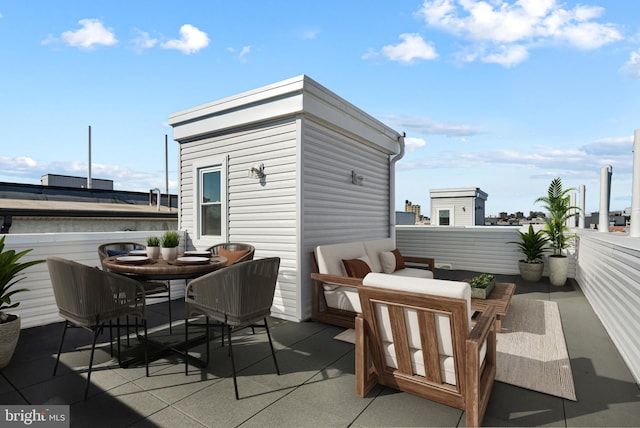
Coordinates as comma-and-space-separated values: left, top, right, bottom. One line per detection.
575, 230, 640, 384
178, 119, 299, 322
395, 225, 577, 276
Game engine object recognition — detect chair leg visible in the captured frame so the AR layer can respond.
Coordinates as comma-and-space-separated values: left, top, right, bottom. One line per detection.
205, 316, 210, 366
227, 325, 239, 400
184, 317, 189, 375
143, 318, 149, 377
263, 318, 280, 375
53, 321, 69, 376
84, 326, 101, 400
126, 315, 130, 347
167, 281, 172, 334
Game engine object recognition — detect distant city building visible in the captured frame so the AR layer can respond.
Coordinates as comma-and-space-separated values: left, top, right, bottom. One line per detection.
41, 174, 113, 190
429, 187, 488, 226
395, 211, 416, 225
404, 200, 421, 224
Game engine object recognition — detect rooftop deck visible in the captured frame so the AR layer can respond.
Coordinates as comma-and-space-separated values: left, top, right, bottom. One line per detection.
1, 271, 638, 427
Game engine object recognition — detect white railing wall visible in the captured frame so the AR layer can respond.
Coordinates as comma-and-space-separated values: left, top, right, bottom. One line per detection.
396, 225, 576, 276
575, 229, 640, 385
3, 231, 186, 329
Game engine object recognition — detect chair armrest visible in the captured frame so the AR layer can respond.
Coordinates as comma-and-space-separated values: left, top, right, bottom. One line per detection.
402, 256, 435, 273
469, 306, 496, 344
310, 272, 363, 287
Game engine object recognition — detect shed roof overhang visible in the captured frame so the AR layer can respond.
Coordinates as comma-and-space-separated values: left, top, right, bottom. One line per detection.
168, 75, 403, 155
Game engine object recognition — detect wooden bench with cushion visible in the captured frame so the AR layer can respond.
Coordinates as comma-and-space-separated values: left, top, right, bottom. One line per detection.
310, 238, 435, 328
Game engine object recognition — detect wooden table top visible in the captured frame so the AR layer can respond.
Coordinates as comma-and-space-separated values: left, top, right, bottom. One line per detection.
103, 254, 228, 280
470, 282, 516, 317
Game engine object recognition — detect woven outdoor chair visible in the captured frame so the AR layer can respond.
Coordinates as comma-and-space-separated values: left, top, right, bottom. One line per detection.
47, 257, 149, 400
184, 257, 281, 399
205, 242, 255, 266
98, 242, 173, 331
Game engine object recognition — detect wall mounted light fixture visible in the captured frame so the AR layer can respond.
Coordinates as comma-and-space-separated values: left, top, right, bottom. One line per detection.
351, 170, 364, 185
249, 163, 265, 179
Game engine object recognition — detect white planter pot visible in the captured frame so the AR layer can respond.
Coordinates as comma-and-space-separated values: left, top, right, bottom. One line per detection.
0, 314, 20, 368
518, 260, 544, 282
161, 247, 178, 261
548, 255, 568, 286
146, 246, 161, 260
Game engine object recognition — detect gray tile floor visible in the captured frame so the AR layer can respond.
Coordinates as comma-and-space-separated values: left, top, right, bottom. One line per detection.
1, 271, 639, 427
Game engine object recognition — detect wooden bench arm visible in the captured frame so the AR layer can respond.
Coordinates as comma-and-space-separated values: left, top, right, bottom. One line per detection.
402, 256, 436, 272
310, 272, 363, 287
468, 305, 496, 344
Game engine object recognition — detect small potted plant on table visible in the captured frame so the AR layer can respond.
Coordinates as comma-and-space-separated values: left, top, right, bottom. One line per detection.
469, 273, 495, 299
508, 224, 548, 282
146, 236, 161, 260
0, 236, 45, 368
160, 231, 180, 261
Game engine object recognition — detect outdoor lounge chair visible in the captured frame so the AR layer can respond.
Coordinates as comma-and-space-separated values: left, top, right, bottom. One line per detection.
98, 242, 172, 330
205, 242, 255, 266
184, 257, 281, 399
355, 273, 496, 427
47, 257, 148, 400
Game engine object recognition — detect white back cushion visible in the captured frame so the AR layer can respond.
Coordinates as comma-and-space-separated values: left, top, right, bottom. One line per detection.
363, 238, 395, 273
315, 242, 367, 276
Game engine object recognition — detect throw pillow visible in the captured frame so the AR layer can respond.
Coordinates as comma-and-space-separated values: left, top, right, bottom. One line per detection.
380, 249, 405, 273
342, 257, 372, 279
218, 248, 250, 266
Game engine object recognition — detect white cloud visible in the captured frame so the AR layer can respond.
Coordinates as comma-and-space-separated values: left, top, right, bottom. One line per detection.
298, 27, 321, 40
54, 19, 118, 49
387, 114, 483, 137
481, 44, 529, 67
132, 29, 158, 51
404, 137, 427, 151
378, 33, 438, 63
415, 0, 622, 66
621, 49, 640, 79
161, 24, 209, 54
239, 45, 251, 59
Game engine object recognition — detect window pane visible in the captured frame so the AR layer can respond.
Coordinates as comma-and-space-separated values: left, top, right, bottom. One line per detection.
202, 205, 221, 236
439, 210, 450, 226
202, 171, 221, 203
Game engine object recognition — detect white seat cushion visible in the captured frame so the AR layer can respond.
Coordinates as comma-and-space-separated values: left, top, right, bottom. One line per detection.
323, 285, 361, 313
389, 267, 434, 279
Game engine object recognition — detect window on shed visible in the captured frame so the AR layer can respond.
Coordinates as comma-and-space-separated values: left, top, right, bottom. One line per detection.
437, 208, 452, 226
201, 168, 222, 236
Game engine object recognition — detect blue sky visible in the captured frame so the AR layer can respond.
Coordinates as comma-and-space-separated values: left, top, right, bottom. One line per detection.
1, 0, 638, 216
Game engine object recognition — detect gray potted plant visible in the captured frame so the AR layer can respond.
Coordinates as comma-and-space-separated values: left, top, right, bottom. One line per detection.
469, 273, 495, 299
534, 177, 579, 286
508, 224, 548, 282
160, 231, 180, 261
0, 236, 45, 368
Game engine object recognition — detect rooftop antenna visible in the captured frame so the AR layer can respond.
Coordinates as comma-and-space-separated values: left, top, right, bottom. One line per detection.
165, 134, 170, 211
87, 125, 92, 189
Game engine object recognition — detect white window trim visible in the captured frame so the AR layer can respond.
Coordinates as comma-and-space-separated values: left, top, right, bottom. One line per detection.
192, 156, 228, 244
436, 207, 454, 226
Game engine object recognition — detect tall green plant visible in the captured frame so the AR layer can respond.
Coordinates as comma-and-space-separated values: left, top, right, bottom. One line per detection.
0, 236, 45, 322
534, 177, 579, 256
508, 224, 548, 262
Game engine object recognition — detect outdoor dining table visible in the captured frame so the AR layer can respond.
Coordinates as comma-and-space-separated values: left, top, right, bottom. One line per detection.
102, 253, 228, 368
102, 254, 228, 281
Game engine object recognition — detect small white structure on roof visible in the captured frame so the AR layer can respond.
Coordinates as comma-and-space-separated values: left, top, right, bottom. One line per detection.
430, 187, 488, 226
168, 75, 405, 322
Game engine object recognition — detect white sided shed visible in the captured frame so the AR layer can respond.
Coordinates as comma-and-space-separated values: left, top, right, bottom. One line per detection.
168, 75, 405, 322
430, 187, 488, 226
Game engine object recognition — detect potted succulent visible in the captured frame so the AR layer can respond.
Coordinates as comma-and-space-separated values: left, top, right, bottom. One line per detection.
534, 177, 579, 286
160, 231, 180, 261
507, 224, 548, 282
469, 273, 495, 299
0, 236, 45, 368
146, 236, 161, 260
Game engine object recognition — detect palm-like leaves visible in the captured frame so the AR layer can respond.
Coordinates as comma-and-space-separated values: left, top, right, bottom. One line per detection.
534, 177, 579, 256
0, 236, 45, 319
508, 224, 548, 262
